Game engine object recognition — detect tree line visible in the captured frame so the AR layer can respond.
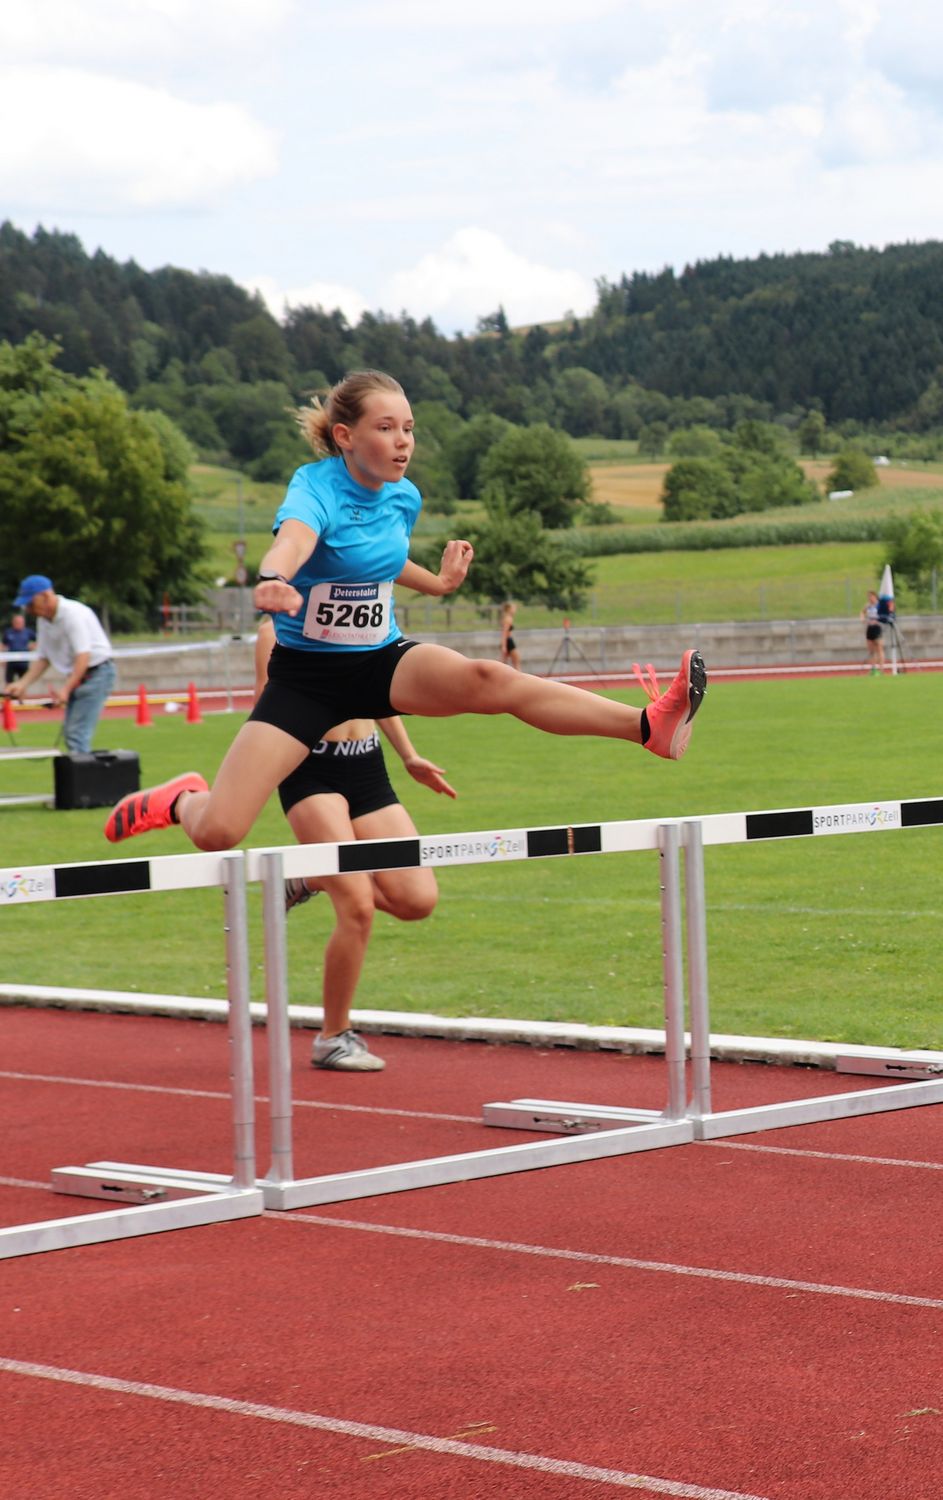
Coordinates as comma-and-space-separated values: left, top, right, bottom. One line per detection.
5, 223, 943, 478
3, 223, 943, 621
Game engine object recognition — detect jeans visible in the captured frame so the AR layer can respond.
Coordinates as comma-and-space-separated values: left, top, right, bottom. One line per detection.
64, 660, 116, 754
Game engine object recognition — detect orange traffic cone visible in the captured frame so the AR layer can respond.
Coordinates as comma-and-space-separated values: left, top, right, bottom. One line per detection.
136, 684, 153, 727
2, 695, 17, 733
186, 681, 203, 725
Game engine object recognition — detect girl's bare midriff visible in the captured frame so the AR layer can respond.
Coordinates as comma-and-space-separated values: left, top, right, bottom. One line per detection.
324, 718, 376, 743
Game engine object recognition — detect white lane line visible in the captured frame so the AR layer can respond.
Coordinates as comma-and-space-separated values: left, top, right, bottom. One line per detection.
0, 1071, 477, 1123
269, 1212, 943, 1311
5, 1070, 943, 1163
700, 1140, 943, 1171
0, 1356, 768, 1500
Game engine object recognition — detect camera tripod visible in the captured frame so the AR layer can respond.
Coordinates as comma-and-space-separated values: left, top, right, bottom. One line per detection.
546, 621, 599, 677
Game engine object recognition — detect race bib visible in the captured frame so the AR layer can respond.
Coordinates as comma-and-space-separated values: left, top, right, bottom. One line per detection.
302, 581, 392, 647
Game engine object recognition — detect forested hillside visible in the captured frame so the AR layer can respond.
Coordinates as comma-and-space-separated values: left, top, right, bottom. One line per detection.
3, 223, 943, 476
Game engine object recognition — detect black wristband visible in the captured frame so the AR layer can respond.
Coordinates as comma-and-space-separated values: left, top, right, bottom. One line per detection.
255, 571, 291, 587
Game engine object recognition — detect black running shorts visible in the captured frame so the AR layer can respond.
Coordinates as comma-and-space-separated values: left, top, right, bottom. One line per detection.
249, 638, 420, 750
277, 733, 399, 819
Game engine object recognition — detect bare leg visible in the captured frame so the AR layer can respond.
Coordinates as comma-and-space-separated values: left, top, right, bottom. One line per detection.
390, 644, 643, 741
178, 721, 309, 850
353, 803, 439, 921
286, 794, 375, 1037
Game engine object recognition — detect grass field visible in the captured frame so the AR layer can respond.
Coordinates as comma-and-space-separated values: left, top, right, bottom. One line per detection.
2, 672, 941, 1049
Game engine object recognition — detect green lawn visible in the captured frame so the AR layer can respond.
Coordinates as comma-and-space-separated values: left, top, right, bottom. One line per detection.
2, 671, 941, 1048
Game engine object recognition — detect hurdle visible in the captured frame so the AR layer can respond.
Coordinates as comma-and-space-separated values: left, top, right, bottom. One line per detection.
0, 746, 59, 809
230, 817, 700, 1208
250, 796, 943, 1204
485, 796, 943, 1142
0, 847, 264, 1260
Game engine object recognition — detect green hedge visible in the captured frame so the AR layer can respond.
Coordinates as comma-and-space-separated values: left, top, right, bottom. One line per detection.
558, 515, 888, 556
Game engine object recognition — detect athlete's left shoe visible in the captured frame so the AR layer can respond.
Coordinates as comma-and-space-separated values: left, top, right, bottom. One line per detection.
634, 650, 706, 760
312, 1030, 386, 1072
104, 772, 208, 842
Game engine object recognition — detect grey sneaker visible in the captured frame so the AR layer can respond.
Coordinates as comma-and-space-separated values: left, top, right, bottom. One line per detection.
285, 877, 317, 913
312, 1030, 386, 1072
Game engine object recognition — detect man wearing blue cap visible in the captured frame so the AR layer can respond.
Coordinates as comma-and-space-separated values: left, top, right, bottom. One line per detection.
6, 576, 116, 753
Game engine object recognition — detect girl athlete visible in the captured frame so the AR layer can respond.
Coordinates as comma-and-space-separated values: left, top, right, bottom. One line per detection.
253, 615, 454, 1072
106, 369, 706, 853
500, 601, 521, 670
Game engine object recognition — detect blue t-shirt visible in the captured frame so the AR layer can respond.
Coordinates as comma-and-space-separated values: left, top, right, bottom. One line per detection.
271, 456, 421, 653
3, 625, 34, 652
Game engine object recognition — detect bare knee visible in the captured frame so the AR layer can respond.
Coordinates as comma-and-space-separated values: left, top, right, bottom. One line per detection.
328, 879, 376, 942
388, 889, 438, 922
182, 803, 249, 852
462, 657, 516, 712
375, 874, 438, 922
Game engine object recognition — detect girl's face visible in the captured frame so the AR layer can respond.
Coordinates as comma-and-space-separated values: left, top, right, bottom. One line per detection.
335, 391, 415, 490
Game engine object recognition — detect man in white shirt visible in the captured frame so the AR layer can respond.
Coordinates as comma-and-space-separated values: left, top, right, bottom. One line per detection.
6, 574, 116, 753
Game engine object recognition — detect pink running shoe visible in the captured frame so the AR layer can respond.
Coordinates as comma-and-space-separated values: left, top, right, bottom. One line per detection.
633, 650, 706, 760
104, 772, 208, 842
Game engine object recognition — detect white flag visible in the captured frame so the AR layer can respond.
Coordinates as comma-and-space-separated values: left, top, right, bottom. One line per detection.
879, 563, 894, 601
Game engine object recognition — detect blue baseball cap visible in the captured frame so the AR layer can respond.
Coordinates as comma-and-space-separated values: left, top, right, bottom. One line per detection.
14, 574, 53, 608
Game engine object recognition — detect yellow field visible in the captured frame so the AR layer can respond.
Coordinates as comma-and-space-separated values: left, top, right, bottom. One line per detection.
588, 463, 667, 508
588, 460, 943, 511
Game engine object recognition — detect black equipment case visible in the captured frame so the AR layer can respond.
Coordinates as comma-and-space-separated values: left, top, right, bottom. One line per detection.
54, 750, 141, 810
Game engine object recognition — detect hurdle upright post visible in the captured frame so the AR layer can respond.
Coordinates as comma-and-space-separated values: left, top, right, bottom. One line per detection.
682, 819, 712, 1119
260, 849, 294, 1186
222, 851, 256, 1190
658, 822, 687, 1121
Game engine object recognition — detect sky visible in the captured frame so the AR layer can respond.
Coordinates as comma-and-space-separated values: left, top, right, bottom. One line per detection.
3, 0, 943, 336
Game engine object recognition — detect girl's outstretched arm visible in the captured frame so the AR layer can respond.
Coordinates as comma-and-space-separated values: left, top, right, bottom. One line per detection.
397, 540, 473, 597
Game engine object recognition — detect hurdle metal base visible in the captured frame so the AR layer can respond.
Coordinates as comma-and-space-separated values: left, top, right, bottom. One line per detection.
692, 1078, 943, 1139
0, 1182, 263, 1261
260, 1121, 695, 1209
834, 1053, 943, 1081
482, 1099, 666, 1135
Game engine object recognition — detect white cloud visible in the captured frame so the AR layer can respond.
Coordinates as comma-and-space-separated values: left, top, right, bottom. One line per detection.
384, 229, 596, 333
0, 0, 293, 65
0, 66, 278, 211
820, 74, 928, 165
246, 231, 596, 336
247, 274, 369, 328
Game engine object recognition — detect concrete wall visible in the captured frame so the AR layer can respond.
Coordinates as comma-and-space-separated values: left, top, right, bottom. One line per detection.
110, 614, 943, 697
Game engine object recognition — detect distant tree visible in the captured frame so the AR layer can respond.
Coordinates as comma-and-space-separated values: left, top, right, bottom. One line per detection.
476, 307, 510, 336
229, 313, 294, 383
828, 447, 877, 491
0, 335, 208, 627
661, 427, 818, 521
884, 509, 943, 600
458, 507, 593, 610
479, 424, 590, 529
247, 420, 309, 483
552, 366, 609, 437
637, 421, 669, 458
661, 458, 736, 521
797, 409, 827, 456
448, 412, 513, 498
668, 425, 723, 459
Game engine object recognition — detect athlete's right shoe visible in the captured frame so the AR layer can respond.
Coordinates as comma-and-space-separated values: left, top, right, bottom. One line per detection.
634, 650, 706, 760
285, 877, 317, 913
104, 772, 208, 843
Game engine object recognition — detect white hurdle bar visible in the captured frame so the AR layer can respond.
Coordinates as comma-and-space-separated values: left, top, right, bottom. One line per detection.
0, 848, 264, 1259
247, 818, 698, 1209
485, 795, 943, 1141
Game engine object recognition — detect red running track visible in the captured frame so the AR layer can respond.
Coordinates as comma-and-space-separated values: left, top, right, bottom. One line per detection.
2, 1005, 943, 1500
